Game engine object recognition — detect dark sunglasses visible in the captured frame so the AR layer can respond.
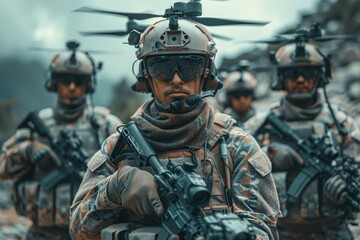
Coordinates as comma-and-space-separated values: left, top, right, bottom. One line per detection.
282, 67, 320, 79
53, 74, 90, 86
281, 67, 320, 80
229, 90, 254, 98
146, 55, 206, 82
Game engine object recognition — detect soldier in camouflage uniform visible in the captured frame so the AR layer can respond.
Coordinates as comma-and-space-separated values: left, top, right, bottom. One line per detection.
222, 67, 258, 127
0, 42, 122, 240
245, 43, 360, 240
69, 18, 280, 240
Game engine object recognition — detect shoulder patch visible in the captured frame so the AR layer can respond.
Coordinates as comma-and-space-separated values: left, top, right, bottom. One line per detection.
248, 150, 272, 177
87, 150, 107, 172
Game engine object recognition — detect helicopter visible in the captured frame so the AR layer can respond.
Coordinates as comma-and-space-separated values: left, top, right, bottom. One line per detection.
73, 0, 269, 41
244, 23, 360, 45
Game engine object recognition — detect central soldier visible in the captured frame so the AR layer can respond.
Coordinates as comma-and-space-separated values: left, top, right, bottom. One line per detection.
70, 17, 280, 240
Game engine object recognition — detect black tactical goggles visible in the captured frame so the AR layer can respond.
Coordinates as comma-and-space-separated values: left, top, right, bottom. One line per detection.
281, 67, 320, 80
228, 89, 254, 98
52, 74, 90, 86
146, 55, 206, 82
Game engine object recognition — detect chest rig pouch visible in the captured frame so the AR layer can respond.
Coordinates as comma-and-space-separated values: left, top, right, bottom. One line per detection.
108, 113, 236, 216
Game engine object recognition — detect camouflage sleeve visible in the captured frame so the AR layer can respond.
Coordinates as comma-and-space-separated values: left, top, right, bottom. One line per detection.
228, 127, 280, 240
0, 128, 33, 179
339, 113, 360, 162
70, 133, 124, 240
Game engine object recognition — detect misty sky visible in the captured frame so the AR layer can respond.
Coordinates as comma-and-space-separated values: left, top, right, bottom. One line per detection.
0, 0, 319, 83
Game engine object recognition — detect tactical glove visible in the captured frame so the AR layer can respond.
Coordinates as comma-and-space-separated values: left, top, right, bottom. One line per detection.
324, 175, 348, 205
107, 165, 164, 217
268, 142, 304, 171
27, 140, 60, 167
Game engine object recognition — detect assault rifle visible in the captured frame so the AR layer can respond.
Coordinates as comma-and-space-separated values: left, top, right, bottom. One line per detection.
18, 111, 88, 191
256, 112, 360, 211
115, 121, 254, 240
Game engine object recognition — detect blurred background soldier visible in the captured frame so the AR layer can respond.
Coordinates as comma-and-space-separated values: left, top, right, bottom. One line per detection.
246, 42, 360, 240
0, 41, 122, 240
70, 14, 280, 240
222, 62, 258, 127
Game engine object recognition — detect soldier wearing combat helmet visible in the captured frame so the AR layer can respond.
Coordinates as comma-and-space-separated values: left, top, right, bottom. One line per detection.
0, 41, 122, 239
70, 14, 280, 240
246, 42, 360, 239
222, 61, 258, 126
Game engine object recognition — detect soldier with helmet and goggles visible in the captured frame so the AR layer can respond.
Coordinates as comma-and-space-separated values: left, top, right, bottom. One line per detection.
70, 18, 280, 240
0, 41, 122, 240
223, 65, 258, 126
246, 42, 360, 239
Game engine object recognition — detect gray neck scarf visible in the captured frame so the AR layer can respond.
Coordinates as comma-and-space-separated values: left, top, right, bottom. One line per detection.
131, 99, 215, 151
278, 93, 323, 121
54, 97, 86, 124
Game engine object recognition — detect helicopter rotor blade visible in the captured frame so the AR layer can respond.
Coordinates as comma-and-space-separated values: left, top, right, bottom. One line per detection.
195, 17, 269, 26
313, 34, 360, 42
211, 33, 233, 41
28, 47, 117, 54
80, 30, 130, 37
74, 7, 163, 20
27, 47, 64, 52
237, 36, 290, 44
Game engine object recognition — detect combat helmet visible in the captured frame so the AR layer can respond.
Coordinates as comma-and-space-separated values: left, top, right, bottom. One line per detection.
45, 41, 99, 93
130, 18, 221, 94
270, 43, 328, 91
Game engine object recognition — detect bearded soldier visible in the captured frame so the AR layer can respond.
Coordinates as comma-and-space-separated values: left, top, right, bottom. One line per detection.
246, 43, 360, 240
69, 16, 280, 240
0, 41, 122, 239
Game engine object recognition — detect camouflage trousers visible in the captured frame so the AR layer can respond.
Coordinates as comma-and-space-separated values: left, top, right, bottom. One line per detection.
25, 226, 70, 240
277, 219, 353, 240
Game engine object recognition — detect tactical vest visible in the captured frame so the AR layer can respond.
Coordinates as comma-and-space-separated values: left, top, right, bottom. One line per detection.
89, 113, 237, 239
268, 105, 350, 222
13, 106, 110, 228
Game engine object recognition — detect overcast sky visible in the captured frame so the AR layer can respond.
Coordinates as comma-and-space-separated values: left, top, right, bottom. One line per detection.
0, 0, 319, 82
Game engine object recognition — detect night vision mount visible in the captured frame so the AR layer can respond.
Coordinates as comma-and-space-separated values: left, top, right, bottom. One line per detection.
28, 40, 104, 73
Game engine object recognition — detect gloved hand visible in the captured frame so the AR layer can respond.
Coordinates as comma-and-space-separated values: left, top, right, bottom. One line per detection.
26, 140, 60, 167
268, 142, 304, 171
107, 165, 164, 217
324, 175, 348, 205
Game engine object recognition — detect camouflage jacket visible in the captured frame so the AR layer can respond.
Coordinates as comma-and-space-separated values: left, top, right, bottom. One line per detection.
0, 105, 122, 228
245, 98, 360, 225
69, 111, 280, 240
